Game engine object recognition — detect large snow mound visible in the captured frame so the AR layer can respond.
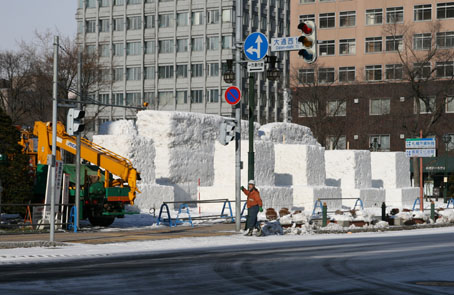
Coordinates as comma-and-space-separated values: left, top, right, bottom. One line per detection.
98, 120, 137, 136
259, 122, 319, 145
371, 152, 411, 188
325, 150, 372, 189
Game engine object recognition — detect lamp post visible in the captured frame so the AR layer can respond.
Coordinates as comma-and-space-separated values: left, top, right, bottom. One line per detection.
442, 134, 451, 203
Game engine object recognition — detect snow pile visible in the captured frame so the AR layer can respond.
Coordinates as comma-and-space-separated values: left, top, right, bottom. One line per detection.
436, 209, 454, 223
370, 152, 419, 208
279, 214, 293, 225
259, 122, 319, 145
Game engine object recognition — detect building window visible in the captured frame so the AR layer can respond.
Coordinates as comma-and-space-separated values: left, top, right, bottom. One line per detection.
208, 89, 219, 103
126, 67, 141, 81
114, 68, 124, 81
207, 36, 220, 51
113, 43, 124, 56
158, 91, 174, 107
339, 67, 355, 83
86, 0, 97, 8
159, 40, 174, 53
298, 69, 314, 84
126, 93, 141, 106
127, 16, 142, 30
86, 45, 96, 55
207, 10, 220, 24
339, 39, 355, 55
113, 93, 124, 106
414, 4, 432, 21
145, 41, 155, 54
191, 90, 203, 104
99, 19, 110, 32
339, 11, 355, 27
158, 65, 174, 79
413, 33, 431, 50
386, 7, 404, 23
300, 0, 315, 3
319, 40, 335, 56
208, 63, 219, 77
299, 14, 315, 22
114, 0, 125, 5
192, 11, 204, 25
414, 62, 431, 79
437, 31, 454, 48
177, 12, 189, 26
191, 64, 204, 78
176, 64, 188, 78
370, 98, 390, 115
99, 93, 110, 105
385, 64, 403, 80
318, 68, 335, 83
326, 136, 347, 150
159, 14, 173, 28
144, 92, 154, 105
145, 15, 155, 28
114, 18, 124, 31
369, 135, 390, 151
436, 61, 454, 77
126, 42, 141, 56
222, 9, 233, 23
446, 97, 454, 112
192, 37, 204, 51
366, 9, 383, 25
99, 69, 110, 81
298, 101, 317, 117
222, 36, 232, 49
365, 65, 382, 81
327, 100, 346, 116
386, 36, 403, 51
128, 0, 141, 5
177, 39, 188, 52
176, 91, 188, 104
319, 13, 335, 28
365, 37, 382, 53
438, 2, 454, 19
99, 44, 110, 57
85, 20, 96, 33
144, 66, 155, 80
414, 97, 436, 114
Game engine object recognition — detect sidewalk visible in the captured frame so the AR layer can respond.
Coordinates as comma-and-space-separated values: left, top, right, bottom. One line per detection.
0, 223, 237, 246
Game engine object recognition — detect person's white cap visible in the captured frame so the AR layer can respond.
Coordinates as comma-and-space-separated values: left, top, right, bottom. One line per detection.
248, 180, 255, 185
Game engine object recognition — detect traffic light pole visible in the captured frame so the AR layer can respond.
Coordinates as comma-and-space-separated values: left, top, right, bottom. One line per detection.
234, 0, 243, 232
50, 36, 59, 242
248, 73, 255, 182
75, 51, 82, 230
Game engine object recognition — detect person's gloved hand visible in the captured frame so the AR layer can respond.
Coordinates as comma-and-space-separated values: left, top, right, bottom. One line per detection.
259, 207, 263, 212
241, 186, 245, 190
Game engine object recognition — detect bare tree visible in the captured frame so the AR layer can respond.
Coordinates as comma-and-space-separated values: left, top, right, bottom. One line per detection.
290, 63, 351, 148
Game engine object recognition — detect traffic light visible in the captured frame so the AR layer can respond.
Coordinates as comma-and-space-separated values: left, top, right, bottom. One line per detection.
67, 108, 85, 136
297, 21, 317, 64
219, 119, 236, 146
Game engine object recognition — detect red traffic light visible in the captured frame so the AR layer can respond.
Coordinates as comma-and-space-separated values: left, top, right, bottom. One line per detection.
298, 22, 313, 34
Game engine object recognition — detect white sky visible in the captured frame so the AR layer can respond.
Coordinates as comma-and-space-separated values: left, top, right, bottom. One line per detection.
0, 0, 77, 51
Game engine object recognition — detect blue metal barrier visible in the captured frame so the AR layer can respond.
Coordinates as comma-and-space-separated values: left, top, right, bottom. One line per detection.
67, 206, 78, 233
412, 198, 422, 211
353, 198, 364, 210
220, 200, 234, 222
446, 198, 454, 208
312, 199, 324, 216
175, 203, 193, 227
157, 203, 173, 227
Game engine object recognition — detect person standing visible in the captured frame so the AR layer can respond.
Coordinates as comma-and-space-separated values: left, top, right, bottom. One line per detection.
241, 180, 263, 236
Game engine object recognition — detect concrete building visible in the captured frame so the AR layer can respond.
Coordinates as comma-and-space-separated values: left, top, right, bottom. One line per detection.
76, 0, 289, 132
290, 0, 454, 154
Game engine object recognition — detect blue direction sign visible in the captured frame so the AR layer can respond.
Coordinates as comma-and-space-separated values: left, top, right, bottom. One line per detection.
225, 86, 241, 105
244, 32, 269, 61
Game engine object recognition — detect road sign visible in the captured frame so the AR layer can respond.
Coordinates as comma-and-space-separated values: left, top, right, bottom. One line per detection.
271, 37, 303, 52
225, 86, 241, 105
405, 149, 436, 158
247, 61, 265, 73
405, 138, 436, 149
244, 32, 269, 61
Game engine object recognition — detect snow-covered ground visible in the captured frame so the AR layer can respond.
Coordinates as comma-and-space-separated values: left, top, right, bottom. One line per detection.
2, 224, 454, 265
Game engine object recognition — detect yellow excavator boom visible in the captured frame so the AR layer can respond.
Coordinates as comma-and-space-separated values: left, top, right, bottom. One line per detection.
33, 121, 140, 204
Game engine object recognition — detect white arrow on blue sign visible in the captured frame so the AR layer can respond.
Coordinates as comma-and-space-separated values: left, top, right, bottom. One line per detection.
244, 32, 269, 61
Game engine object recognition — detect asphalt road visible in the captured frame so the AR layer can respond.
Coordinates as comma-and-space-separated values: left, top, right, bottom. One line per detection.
1, 232, 454, 295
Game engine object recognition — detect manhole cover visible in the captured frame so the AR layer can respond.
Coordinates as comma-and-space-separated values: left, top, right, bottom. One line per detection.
414, 281, 454, 287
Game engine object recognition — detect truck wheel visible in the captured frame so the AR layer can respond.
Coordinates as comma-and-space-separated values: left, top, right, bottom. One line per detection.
88, 216, 115, 227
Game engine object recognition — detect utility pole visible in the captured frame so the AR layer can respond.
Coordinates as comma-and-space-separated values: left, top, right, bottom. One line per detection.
235, 0, 243, 232
75, 51, 82, 230
50, 36, 59, 242
248, 73, 255, 182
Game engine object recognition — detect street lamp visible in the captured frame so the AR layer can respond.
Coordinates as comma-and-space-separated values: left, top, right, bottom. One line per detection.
442, 134, 451, 203
265, 55, 281, 81
223, 59, 235, 84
